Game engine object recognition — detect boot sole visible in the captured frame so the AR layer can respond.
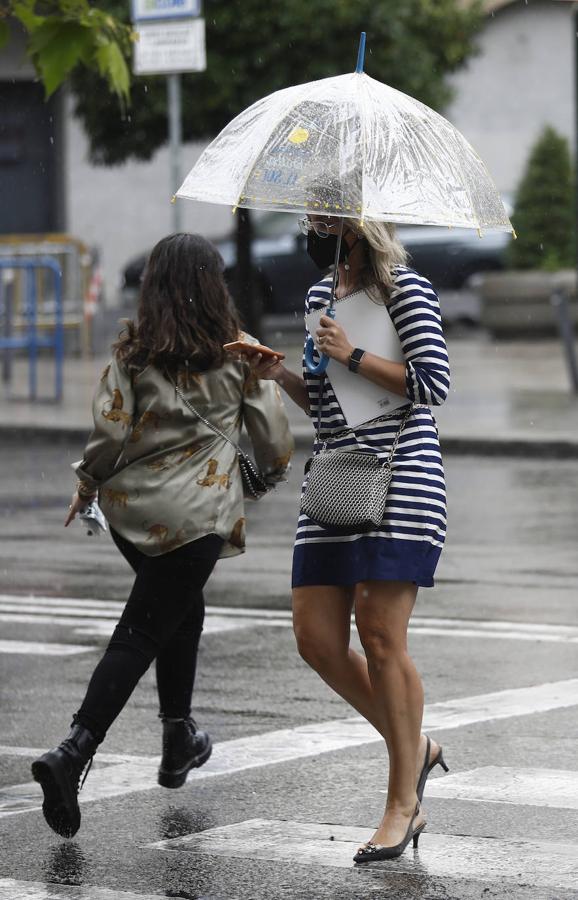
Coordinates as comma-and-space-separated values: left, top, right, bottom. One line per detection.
157, 738, 213, 789
31, 757, 81, 838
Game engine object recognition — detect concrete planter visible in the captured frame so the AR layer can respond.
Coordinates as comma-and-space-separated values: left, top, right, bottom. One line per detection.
479, 269, 578, 337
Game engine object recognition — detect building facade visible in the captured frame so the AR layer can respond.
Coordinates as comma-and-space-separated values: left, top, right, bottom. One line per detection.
0, 1, 575, 297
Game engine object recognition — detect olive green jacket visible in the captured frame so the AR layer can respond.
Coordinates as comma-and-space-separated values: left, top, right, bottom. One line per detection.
74, 345, 294, 558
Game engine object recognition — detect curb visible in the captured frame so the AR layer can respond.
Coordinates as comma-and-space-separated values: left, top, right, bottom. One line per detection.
2, 424, 578, 458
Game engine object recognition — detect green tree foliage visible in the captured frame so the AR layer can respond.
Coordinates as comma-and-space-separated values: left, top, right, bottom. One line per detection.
509, 126, 575, 271
0, 0, 132, 102
70, 0, 483, 166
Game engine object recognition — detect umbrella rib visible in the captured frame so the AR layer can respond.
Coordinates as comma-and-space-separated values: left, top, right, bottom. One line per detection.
356, 74, 369, 224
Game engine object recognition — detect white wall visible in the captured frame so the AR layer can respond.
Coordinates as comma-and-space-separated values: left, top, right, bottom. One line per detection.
446, 0, 576, 195
65, 105, 232, 303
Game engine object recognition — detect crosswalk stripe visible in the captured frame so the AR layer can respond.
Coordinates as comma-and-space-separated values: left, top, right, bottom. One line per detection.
148, 818, 578, 889
1, 678, 578, 818
420, 765, 578, 809
0, 640, 94, 656
2, 595, 578, 643
0, 880, 172, 900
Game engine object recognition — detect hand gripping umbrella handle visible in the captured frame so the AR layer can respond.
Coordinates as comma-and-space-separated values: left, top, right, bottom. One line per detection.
305, 216, 344, 375
305, 307, 336, 374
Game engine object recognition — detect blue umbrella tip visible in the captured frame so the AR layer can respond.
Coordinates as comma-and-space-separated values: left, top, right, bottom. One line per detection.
355, 32, 367, 74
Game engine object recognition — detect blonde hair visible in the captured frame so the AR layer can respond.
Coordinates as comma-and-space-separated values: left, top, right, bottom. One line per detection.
343, 218, 408, 303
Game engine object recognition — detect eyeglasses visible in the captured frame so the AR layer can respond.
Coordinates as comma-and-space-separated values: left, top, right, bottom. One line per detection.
298, 217, 339, 238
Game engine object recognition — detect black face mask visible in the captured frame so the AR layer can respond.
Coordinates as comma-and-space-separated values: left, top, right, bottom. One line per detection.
306, 231, 348, 270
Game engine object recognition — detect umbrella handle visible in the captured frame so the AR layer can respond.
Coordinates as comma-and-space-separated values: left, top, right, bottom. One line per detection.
305, 308, 336, 374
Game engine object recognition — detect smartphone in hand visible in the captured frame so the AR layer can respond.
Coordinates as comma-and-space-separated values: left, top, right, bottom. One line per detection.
223, 341, 285, 360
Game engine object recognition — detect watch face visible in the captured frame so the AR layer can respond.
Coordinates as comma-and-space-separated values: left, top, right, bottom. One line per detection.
349, 349, 363, 371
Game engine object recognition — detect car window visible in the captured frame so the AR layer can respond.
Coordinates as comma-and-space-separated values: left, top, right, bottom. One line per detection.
252, 211, 298, 239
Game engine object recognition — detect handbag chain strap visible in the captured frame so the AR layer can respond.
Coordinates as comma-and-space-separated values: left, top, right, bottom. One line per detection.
169, 375, 243, 456
314, 373, 414, 467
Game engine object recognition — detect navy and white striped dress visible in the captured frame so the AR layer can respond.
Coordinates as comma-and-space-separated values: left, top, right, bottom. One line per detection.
292, 266, 451, 589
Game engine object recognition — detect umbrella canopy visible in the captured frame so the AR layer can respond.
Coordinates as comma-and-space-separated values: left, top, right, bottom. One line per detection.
177, 70, 512, 233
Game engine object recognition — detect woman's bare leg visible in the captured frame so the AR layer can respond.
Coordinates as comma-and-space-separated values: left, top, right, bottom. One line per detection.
292, 585, 439, 785
354, 580, 426, 846
292, 585, 385, 731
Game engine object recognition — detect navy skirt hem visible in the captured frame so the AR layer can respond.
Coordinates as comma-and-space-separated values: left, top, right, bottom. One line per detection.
291, 536, 441, 589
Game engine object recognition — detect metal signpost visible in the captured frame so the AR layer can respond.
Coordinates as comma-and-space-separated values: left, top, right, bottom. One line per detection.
131, 0, 206, 232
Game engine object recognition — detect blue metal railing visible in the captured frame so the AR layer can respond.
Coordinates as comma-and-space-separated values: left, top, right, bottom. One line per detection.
0, 257, 64, 402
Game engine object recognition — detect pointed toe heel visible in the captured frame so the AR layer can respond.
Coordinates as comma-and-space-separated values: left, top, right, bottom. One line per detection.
353, 803, 425, 863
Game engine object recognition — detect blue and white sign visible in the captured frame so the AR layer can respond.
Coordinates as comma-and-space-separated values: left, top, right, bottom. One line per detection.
131, 0, 201, 22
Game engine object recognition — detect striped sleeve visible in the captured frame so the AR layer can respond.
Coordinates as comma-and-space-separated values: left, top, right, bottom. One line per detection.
388, 270, 450, 407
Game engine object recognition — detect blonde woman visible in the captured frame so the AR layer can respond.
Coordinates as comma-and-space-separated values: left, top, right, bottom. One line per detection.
251, 216, 450, 862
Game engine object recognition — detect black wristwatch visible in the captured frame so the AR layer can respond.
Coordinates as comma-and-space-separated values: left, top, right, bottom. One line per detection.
348, 347, 365, 373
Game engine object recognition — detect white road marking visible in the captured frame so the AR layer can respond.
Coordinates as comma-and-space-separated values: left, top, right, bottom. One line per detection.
149, 817, 578, 889
0, 880, 171, 900
0, 763, 158, 819
0, 746, 157, 765
2, 678, 578, 818
2, 594, 578, 642
422, 765, 578, 809
0, 640, 94, 656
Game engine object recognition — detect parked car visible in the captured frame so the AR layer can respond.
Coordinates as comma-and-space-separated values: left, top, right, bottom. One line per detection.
120, 212, 319, 316
120, 210, 512, 315
398, 223, 511, 290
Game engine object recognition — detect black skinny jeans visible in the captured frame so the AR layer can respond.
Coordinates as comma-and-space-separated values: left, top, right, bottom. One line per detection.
75, 529, 223, 743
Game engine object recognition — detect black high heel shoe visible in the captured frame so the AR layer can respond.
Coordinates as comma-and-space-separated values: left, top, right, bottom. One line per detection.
353, 802, 426, 863
416, 735, 449, 802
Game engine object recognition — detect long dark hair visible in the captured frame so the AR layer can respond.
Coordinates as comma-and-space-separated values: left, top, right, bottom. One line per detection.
114, 233, 240, 373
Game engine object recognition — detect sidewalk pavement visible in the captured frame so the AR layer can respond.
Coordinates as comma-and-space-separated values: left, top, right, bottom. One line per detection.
1, 334, 577, 456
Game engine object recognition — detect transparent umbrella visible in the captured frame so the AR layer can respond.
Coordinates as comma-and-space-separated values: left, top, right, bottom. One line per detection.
177, 34, 513, 371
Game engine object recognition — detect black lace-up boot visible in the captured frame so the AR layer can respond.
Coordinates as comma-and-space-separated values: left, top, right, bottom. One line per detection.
158, 716, 212, 788
31, 721, 99, 838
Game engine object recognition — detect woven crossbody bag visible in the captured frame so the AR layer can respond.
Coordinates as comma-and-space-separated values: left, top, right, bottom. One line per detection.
170, 378, 269, 501
300, 376, 414, 532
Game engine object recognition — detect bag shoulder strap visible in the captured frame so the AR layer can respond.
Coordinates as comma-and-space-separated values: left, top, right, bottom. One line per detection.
315, 373, 414, 465
168, 374, 243, 456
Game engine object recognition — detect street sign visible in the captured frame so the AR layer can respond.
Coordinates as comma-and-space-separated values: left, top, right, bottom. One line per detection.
131, 0, 201, 21
133, 19, 206, 75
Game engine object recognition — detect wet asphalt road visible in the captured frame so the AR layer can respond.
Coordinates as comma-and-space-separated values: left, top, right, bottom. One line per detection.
0, 439, 577, 899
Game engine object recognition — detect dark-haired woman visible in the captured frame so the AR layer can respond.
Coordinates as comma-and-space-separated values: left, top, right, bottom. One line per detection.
32, 233, 293, 838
